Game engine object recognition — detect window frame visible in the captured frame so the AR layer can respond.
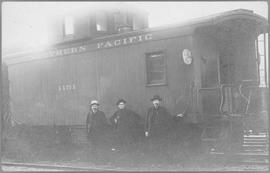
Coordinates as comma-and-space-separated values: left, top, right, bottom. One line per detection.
95, 12, 108, 32
257, 33, 268, 88
145, 50, 168, 87
63, 16, 75, 37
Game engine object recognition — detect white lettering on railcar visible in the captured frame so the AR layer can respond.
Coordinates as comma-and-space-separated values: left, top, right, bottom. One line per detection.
58, 84, 77, 91
48, 46, 87, 57
97, 34, 153, 49
114, 40, 121, 46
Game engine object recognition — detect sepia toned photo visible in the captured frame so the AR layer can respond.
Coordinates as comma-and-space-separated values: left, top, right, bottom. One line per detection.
1, 1, 268, 171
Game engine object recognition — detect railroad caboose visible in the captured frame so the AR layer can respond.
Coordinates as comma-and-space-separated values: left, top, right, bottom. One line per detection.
3, 8, 268, 150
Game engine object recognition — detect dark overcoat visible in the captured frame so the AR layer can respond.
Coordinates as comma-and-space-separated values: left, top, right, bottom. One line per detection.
145, 106, 174, 138
110, 108, 140, 145
144, 106, 177, 159
86, 110, 109, 144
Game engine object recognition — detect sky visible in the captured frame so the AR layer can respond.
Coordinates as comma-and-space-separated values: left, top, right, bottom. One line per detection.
2, 1, 268, 54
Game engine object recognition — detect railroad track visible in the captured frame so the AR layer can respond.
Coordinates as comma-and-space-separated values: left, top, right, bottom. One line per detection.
1, 161, 123, 172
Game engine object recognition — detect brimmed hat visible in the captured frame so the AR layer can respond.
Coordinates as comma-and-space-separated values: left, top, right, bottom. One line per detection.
151, 95, 162, 101
90, 100, 99, 106
116, 99, 126, 105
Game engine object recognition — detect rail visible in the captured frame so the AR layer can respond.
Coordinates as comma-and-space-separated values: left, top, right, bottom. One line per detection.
1, 161, 121, 172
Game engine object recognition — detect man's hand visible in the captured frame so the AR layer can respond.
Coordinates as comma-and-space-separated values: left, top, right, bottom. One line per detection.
176, 113, 184, 118
145, 131, 149, 137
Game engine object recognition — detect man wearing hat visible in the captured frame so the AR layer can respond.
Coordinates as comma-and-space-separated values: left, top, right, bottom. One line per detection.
110, 99, 141, 153
145, 95, 174, 163
86, 100, 109, 163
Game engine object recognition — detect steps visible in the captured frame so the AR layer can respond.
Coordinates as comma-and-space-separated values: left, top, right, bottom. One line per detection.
209, 131, 269, 167
242, 132, 268, 153
239, 131, 268, 165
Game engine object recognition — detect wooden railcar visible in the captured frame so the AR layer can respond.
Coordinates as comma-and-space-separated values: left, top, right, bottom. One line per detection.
3, 9, 268, 147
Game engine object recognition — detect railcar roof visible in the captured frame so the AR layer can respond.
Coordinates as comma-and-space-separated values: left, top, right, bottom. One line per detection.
65, 9, 268, 45
3, 9, 268, 61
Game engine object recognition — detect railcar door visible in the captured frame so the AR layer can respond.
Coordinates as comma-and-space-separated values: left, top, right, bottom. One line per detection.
193, 28, 228, 149
193, 28, 221, 118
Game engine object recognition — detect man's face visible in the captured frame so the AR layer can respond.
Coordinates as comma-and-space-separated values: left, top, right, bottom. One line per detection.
91, 104, 98, 111
152, 100, 160, 108
118, 102, 125, 109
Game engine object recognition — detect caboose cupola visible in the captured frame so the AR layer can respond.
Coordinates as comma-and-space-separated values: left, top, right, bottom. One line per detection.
47, 6, 149, 44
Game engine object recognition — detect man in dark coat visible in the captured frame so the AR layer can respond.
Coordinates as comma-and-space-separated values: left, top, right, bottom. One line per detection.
145, 95, 175, 163
110, 99, 141, 152
86, 100, 109, 163
145, 95, 173, 138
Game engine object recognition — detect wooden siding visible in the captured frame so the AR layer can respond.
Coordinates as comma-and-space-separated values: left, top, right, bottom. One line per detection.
6, 10, 267, 126
8, 34, 194, 125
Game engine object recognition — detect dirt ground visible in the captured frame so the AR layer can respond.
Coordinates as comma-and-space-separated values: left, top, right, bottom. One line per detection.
2, 140, 268, 171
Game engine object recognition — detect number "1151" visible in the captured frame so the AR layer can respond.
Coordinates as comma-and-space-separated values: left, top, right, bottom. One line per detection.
58, 84, 76, 91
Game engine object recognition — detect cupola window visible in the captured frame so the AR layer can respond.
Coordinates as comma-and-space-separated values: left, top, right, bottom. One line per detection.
64, 16, 74, 36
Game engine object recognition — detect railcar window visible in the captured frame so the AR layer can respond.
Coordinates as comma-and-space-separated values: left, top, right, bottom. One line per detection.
114, 12, 126, 26
257, 33, 268, 87
113, 12, 132, 29
63, 16, 74, 35
133, 17, 140, 30
96, 13, 107, 32
145, 51, 167, 86
126, 13, 133, 28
